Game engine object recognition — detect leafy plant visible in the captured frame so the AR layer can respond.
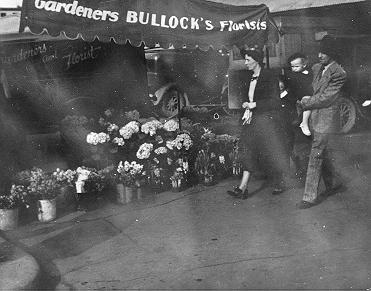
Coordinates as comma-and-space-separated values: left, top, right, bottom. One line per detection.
0, 185, 29, 209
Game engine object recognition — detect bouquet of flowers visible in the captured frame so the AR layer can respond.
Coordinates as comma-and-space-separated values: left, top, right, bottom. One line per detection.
194, 149, 217, 182
170, 167, 186, 189
27, 168, 60, 200
52, 168, 77, 188
116, 161, 144, 187
0, 185, 29, 209
84, 170, 106, 193
75, 166, 107, 194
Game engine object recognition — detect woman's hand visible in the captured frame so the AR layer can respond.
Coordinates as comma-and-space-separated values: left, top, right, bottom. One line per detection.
242, 102, 257, 109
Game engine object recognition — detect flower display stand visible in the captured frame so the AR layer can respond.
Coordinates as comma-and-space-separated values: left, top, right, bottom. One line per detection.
37, 199, 57, 222
0, 208, 19, 230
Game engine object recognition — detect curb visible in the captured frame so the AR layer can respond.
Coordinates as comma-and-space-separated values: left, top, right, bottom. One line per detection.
0, 236, 40, 290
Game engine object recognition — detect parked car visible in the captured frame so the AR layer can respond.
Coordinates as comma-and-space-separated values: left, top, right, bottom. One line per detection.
331, 34, 371, 133
145, 47, 229, 117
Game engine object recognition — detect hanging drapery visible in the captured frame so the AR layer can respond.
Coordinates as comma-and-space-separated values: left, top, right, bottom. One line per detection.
20, 0, 278, 49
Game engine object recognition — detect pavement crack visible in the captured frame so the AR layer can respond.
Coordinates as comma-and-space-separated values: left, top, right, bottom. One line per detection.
184, 247, 370, 273
102, 218, 123, 233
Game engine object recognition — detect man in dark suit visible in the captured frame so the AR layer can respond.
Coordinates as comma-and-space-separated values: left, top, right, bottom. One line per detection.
297, 36, 347, 209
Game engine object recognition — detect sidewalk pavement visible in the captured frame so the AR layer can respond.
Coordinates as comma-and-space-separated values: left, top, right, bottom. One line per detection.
0, 235, 39, 290
1, 131, 371, 290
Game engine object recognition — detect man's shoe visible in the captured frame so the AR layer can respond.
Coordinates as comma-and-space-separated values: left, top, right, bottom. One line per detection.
227, 187, 249, 200
297, 200, 317, 209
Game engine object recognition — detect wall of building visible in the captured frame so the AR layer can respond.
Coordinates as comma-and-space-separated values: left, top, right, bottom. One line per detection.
268, 2, 370, 68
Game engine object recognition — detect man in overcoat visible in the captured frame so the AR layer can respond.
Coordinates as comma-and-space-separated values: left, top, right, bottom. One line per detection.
297, 36, 347, 209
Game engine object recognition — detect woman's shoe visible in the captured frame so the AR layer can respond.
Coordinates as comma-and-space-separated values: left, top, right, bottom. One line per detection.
227, 187, 249, 199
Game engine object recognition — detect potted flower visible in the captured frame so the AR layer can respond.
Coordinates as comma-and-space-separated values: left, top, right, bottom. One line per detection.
170, 167, 186, 192
52, 168, 77, 208
27, 168, 59, 222
116, 161, 143, 204
75, 167, 107, 211
194, 149, 217, 186
0, 184, 29, 230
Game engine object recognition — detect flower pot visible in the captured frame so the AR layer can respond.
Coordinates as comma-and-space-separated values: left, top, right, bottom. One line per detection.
57, 186, 75, 208
37, 199, 57, 222
116, 184, 137, 204
124, 186, 137, 203
0, 208, 19, 230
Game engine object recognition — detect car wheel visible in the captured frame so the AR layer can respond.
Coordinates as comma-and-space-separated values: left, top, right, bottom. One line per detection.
339, 97, 356, 134
161, 88, 185, 117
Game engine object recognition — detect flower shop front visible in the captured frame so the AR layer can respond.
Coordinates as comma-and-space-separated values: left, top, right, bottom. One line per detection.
0, 0, 280, 230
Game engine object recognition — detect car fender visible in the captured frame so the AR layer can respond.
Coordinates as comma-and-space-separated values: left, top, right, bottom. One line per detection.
153, 83, 190, 106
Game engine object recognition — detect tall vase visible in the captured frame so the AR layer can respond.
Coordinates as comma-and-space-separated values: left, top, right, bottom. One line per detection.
116, 184, 137, 204
0, 208, 19, 230
116, 183, 126, 204
124, 186, 137, 203
37, 199, 57, 222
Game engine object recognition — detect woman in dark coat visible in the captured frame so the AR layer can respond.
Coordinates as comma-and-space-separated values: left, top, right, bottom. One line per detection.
227, 49, 289, 199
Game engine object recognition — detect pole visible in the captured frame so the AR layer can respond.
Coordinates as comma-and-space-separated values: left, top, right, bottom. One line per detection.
265, 46, 270, 69
177, 92, 182, 131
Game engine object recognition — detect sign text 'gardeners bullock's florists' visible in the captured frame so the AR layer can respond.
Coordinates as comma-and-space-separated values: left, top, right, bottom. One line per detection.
22, 0, 273, 50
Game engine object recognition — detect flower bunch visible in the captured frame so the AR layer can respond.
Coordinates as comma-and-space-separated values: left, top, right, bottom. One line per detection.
163, 119, 179, 132
136, 143, 154, 160
27, 168, 59, 200
154, 146, 168, 155
107, 123, 119, 133
0, 185, 29, 209
86, 132, 110, 145
117, 161, 144, 186
52, 168, 77, 187
119, 121, 140, 140
166, 133, 193, 151
84, 170, 106, 193
141, 120, 163, 136
170, 167, 185, 188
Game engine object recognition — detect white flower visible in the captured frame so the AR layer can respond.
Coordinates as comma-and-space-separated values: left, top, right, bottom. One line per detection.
136, 143, 153, 159
163, 119, 179, 132
107, 123, 119, 132
141, 120, 163, 136
154, 147, 167, 155
166, 140, 175, 150
219, 155, 225, 164
86, 132, 110, 145
86, 132, 99, 145
113, 137, 125, 146
119, 121, 140, 139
